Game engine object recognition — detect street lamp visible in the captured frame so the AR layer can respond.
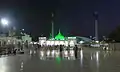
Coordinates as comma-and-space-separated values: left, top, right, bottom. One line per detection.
0, 18, 9, 46
1, 18, 9, 26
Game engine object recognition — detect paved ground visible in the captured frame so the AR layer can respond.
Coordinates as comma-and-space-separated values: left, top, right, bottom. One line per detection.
0, 48, 120, 72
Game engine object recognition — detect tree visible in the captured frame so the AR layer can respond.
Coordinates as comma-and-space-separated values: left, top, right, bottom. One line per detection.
108, 26, 120, 42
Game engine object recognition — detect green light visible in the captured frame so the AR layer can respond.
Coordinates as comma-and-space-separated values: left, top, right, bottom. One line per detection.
55, 30, 65, 40
55, 56, 61, 64
49, 33, 52, 39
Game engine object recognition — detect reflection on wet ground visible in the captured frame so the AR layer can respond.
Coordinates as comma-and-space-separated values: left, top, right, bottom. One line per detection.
0, 49, 120, 72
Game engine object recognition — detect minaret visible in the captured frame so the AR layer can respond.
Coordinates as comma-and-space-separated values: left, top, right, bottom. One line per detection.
94, 11, 98, 41
51, 12, 54, 39
59, 29, 60, 34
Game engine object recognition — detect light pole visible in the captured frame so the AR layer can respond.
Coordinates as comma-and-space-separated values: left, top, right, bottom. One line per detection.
94, 11, 98, 41
0, 18, 9, 47
0, 18, 9, 34
1, 18, 9, 26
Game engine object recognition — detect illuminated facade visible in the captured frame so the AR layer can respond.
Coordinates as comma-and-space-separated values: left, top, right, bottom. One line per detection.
38, 12, 92, 47
39, 30, 77, 47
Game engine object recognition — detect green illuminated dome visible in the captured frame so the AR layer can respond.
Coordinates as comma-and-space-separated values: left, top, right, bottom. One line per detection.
55, 30, 65, 40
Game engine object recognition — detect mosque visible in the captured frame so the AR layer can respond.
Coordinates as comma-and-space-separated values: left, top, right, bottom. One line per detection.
39, 30, 76, 47
39, 13, 92, 47
39, 29, 92, 47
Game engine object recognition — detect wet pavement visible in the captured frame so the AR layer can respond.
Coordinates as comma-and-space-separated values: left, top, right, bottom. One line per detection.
0, 49, 120, 72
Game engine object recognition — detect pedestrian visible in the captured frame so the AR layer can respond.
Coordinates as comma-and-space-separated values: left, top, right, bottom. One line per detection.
60, 45, 63, 52
13, 49, 17, 55
59, 45, 63, 57
74, 45, 78, 59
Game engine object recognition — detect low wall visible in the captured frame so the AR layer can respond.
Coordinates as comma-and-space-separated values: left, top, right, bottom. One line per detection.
108, 43, 120, 51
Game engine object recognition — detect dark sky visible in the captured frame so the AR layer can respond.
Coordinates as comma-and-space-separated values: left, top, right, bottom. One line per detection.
0, 0, 120, 39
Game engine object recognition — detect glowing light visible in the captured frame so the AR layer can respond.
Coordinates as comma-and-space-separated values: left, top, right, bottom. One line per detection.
91, 56, 93, 60
51, 50, 55, 55
106, 47, 109, 50
22, 29, 24, 31
95, 41, 99, 43
65, 41, 68, 46
55, 51, 60, 57
96, 51, 99, 61
34, 51, 36, 54
40, 51, 44, 56
60, 41, 64, 45
34, 42, 37, 44
21, 62, 24, 68
96, 51, 99, 67
68, 37, 76, 39
55, 57, 61, 64
55, 41, 59, 45
1, 18, 9, 26
40, 40, 45, 46
8, 40, 10, 42
47, 41, 50, 45
80, 50, 83, 66
91, 44, 100, 47
55, 30, 65, 40
70, 50, 74, 56
39, 37, 46, 39
69, 41, 74, 46
80, 41, 84, 44
30, 42, 33, 44
51, 41, 54, 45
47, 50, 50, 56
30, 50, 32, 55
64, 50, 68, 57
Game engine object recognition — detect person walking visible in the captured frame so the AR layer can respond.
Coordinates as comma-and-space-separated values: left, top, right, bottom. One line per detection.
74, 45, 78, 59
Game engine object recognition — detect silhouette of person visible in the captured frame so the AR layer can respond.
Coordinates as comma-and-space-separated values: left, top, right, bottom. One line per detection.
60, 45, 63, 52
74, 45, 78, 59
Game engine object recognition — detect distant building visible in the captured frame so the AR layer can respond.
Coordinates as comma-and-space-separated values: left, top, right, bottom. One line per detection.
22, 33, 32, 43
0, 27, 32, 47
0, 36, 22, 47
39, 30, 92, 47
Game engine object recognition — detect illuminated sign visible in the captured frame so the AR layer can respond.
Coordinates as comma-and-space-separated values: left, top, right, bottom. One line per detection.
39, 37, 46, 39
68, 37, 76, 39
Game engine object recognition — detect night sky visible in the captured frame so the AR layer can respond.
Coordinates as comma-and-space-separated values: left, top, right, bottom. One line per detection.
0, 0, 120, 39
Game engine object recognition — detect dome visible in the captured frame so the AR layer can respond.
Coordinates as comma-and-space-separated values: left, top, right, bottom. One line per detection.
55, 30, 65, 40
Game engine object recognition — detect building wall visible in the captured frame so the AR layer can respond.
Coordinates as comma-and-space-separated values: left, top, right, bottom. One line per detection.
22, 34, 32, 43
0, 37, 22, 46
39, 37, 77, 47
108, 43, 120, 50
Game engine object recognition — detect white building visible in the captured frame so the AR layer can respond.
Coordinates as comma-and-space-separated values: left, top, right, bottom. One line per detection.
22, 33, 32, 43
0, 37, 22, 46
39, 30, 77, 47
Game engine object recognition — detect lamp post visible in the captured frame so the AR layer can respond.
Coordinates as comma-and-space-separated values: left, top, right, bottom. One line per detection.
1, 18, 9, 26
0, 18, 9, 46
0, 18, 9, 34
94, 11, 98, 41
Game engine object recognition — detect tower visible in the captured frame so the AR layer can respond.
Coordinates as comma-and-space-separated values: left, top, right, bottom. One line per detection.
8, 26, 16, 36
51, 12, 54, 39
94, 11, 98, 41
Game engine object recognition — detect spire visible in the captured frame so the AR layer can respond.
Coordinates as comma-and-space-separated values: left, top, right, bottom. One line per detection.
51, 12, 54, 39
52, 13, 54, 17
55, 29, 65, 40
59, 29, 61, 34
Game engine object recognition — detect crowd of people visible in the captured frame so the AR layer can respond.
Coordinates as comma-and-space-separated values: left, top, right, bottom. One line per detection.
0, 44, 25, 55
38, 45, 81, 58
